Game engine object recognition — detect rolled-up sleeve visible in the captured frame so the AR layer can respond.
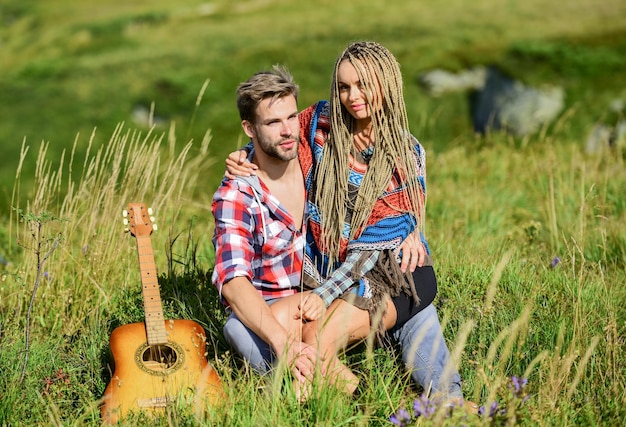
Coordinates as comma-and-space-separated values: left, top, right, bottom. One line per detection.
211, 183, 255, 296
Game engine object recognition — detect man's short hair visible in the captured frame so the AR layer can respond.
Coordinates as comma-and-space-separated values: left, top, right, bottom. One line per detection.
236, 65, 299, 123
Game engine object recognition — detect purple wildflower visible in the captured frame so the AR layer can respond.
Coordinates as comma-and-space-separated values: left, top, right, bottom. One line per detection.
510, 376, 528, 396
550, 257, 560, 268
413, 394, 436, 418
478, 401, 501, 417
390, 408, 411, 426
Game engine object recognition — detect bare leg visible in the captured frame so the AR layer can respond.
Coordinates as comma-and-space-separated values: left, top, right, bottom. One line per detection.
301, 296, 398, 395
269, 293, 398, 398
268, 292, 310, 332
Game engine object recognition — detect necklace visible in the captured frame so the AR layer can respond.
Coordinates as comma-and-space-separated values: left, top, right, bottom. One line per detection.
353, 125, 374, 162
360, 145, 375, 163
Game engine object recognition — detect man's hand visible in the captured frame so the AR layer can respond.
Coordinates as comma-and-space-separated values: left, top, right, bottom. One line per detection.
221, 279, 316, 382
297, 293, 326, 321
225, 149, 258, 179
280, 339, 317, 383
398, 230, 426, 273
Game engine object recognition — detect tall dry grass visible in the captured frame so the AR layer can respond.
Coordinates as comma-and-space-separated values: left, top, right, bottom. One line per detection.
0, 115, 624, 425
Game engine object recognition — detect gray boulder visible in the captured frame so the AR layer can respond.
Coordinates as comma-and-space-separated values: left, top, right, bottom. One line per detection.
419, 66, 565, 136
418, 67, 487, 96
585, 120, 626, 154
470, 67, 564, 136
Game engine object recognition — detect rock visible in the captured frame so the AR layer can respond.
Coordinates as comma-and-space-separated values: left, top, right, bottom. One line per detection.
418, 65, 565, 136
469, 67, 564, 136
131, 104, 166, 128
418, 67, 487, 96
586, 119, 626, 154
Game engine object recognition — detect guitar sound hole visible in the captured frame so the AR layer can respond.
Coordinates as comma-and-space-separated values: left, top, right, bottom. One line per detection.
142, 345, 178, 370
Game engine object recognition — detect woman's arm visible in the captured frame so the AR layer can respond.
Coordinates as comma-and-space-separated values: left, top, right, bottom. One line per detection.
299, 249, 379, 320
224, 142, 258, 178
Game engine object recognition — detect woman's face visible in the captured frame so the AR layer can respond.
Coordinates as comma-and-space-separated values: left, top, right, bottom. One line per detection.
337, 59, 381, 121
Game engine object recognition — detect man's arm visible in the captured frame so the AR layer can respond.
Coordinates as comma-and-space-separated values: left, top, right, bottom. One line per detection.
212, 181, 315, 381
221, 277, 315, 382
222, 277, 297, 361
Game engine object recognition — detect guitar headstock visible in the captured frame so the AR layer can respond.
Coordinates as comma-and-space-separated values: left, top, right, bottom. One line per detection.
123, 203, 157, 237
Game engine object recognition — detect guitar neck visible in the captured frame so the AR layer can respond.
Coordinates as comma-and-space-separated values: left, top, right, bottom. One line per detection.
135, 235, 168, 345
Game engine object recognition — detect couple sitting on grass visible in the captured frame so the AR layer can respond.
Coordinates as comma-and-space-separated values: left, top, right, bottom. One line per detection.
211, 40, 477, 412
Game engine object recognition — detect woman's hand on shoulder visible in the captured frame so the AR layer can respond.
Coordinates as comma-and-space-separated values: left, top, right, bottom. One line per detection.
225, 149, 258, 179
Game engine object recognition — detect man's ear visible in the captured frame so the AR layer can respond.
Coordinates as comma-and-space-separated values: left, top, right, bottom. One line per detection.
242, 120, 255, 139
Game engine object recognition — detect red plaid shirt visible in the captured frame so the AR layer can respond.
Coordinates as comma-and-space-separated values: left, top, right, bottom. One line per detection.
211, 175, 306, 303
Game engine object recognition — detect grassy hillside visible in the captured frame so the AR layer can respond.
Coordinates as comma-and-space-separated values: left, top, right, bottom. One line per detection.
0, 0, 625, 425
1, 0, 625, 212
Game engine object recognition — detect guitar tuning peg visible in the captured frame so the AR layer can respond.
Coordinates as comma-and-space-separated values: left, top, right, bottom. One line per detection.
147, 207, 153, 215
150, 216, 155, 222
124, 227, 130, 232
122, 209, 128, 217
152, 224, 158, 231
123, 218, 129, 225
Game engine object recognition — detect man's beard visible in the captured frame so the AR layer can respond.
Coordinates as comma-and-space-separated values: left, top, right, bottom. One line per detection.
258, 135, 300, 161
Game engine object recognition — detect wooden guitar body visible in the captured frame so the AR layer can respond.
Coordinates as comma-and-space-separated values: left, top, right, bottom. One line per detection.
101, 203, 224, 423
101, 319, 223, 423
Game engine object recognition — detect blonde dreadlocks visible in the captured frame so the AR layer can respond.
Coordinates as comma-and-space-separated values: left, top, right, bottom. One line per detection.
313, 41, 426, 265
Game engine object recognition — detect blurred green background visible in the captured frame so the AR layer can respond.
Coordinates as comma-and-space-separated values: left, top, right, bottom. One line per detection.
1, 0, 625, 213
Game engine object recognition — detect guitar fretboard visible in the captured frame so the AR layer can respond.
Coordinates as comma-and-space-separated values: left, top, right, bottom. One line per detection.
136, 235, 168, 345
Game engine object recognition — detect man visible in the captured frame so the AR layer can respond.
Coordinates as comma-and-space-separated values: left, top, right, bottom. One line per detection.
211, 66, 317, 383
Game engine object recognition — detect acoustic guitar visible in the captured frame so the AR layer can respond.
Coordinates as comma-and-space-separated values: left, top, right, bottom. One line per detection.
101, 203, 223, 423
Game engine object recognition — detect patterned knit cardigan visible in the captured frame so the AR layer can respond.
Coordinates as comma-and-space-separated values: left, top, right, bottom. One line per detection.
298, 101, 429, 315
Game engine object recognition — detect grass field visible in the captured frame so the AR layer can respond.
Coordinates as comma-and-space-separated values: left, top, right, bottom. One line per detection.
0, 0, 625, 425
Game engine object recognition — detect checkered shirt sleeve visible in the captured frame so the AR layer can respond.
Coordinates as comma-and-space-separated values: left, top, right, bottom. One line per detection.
211, 183, 255, 294
311, 250, 380, 307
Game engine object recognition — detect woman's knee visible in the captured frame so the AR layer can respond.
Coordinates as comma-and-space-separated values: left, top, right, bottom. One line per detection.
269, 292, 310, 329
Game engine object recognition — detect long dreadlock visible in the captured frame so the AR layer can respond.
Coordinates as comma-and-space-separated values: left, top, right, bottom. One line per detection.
313, 41, 426, 266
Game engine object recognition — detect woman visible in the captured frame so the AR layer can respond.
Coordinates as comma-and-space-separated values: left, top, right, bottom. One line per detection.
227, 41, 471, 408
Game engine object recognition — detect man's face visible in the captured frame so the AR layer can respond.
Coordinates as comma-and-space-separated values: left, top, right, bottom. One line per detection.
243, 95, 300, 161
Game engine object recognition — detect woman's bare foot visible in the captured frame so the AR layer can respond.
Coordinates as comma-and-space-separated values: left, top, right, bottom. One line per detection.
446, 397, 479, 414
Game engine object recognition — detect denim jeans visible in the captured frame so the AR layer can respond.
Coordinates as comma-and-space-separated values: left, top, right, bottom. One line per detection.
391, 303, 463, 398
223, 302, 463, 399
223, 311, 274, 373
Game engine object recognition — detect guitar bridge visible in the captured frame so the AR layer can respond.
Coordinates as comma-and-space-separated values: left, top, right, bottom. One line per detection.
137, 395, 174, 408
